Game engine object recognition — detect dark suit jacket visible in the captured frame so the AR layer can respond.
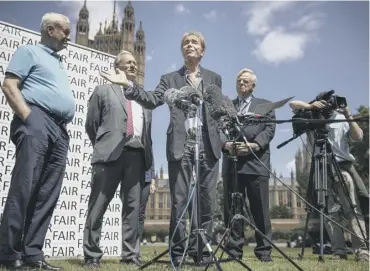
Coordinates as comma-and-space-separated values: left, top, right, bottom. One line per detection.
124, 66, 223, 162
221, 96, 276, 177
85, 83, 153, 170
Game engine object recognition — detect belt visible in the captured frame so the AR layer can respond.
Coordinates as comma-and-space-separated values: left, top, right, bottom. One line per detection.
49, 113, 67, 126
30, 104, 68, 127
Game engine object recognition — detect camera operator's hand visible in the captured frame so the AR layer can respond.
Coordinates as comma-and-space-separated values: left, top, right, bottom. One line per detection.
310, 100, 330, 110
335, 106, 351, 117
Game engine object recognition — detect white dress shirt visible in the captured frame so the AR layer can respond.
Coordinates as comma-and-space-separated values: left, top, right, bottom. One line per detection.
122, 87, 144, 148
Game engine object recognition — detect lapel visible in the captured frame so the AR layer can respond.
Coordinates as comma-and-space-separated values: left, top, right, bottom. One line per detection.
111, 84, 127, 115
247, 95, 258, 113
174, 66, 187, 88
233, 98, 239, 111
199, 65, 210, 84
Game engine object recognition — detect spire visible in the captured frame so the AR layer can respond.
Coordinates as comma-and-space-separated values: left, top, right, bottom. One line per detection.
124, 0, 134, 17
112, 0, 116, 23
160, 165, 164, 179
136, 21, 145, 41
97, 22, 102, 35
79, 0, 89, 17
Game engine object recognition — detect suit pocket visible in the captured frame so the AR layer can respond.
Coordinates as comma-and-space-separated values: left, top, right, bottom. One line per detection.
96, 130, 110, 142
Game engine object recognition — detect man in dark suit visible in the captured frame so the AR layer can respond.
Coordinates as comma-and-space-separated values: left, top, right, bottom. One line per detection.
222, 68, 276, 262
83, 50, 153, 268
100, 32, 222, 264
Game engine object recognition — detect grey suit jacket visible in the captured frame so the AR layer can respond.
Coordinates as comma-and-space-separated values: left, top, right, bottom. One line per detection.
124, 66, 223, 162
85, 83, 153, 170
221, 96, 276, 177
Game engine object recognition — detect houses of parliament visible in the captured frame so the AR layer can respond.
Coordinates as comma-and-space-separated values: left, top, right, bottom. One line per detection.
75, 0, 146, 87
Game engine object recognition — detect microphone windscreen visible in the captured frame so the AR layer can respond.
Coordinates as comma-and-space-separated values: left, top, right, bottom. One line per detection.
222, 95, 238, 117
204, 84, 223, 105
164, 88, 180, 106
177, 86, 195, 100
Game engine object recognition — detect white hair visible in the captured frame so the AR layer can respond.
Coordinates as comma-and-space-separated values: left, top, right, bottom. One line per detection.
236, 68, 257, 86
114, 50, 134, 68
181, 32, 206, 51
40, 12, 70, 34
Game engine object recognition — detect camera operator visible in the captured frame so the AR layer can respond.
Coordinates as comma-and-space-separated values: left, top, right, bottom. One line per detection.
289, 96, 369, 261
222, 69, 276, 262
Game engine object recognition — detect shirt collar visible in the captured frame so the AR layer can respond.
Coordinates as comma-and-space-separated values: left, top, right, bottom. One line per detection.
184, 65, 202, 77
36, 43, 61, 61
238, 94, 253, 104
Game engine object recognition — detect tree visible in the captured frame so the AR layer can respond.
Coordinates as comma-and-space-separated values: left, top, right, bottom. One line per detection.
349, 105, 369, 188
270, 204, 293, 219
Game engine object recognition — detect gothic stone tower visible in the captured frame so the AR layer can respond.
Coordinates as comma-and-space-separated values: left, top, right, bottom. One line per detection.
75, 0, 146, 87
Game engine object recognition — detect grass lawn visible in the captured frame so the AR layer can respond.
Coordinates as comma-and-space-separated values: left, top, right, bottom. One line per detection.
6, 246, 367, 271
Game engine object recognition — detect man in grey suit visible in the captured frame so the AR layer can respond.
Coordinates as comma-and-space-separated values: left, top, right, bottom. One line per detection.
222, 68, 276, 262
83, 50, 153, 268
100, 32, 223, 265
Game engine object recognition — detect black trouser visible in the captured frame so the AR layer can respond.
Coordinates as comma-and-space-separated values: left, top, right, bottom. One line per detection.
139, 182, 151, 242
223, 174, 272, 259
83, 148, 145, 261
0, 105, 69, 262
168, 134, 219, 260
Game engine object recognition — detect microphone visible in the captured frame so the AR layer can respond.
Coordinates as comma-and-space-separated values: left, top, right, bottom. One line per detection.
164, 87, 203, 111
177, 86, 203, 107
164, 88, 181, 106
203, 84, 237, 122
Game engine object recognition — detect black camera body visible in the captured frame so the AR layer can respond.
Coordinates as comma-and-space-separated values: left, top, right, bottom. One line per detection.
315, 90, 347, 110
291, 90, 347, 136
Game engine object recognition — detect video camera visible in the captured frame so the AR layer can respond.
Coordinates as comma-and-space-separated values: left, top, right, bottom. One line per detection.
315, 90, 347, 110
291, 90, 347, 136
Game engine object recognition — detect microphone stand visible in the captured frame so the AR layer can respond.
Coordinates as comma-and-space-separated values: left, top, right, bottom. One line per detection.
140, 101, 227, 271
210, 117, 304, 271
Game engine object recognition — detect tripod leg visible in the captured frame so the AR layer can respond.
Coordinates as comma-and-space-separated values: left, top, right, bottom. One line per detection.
318, 208, 325, 263
299, 210, 311, 259
198, 231, 223, 271
299, 157, 316, 259
138, 235, 190, 270
205, 233, 253, 271
236, 215, 304, 271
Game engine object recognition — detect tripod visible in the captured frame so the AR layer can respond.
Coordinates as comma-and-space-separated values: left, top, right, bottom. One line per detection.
140, 102, 239, 271
298, 127, 368, 262
209, 124, 304, 271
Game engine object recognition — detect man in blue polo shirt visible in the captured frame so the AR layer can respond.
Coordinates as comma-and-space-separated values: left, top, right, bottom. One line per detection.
0, 12, 74, 270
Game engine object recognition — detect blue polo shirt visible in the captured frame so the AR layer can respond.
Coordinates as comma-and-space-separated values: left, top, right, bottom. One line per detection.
6, 44, 75, 122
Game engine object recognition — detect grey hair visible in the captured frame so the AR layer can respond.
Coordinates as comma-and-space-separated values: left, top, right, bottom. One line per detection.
114, 50, 134, 68
40, 12, 70, 34
181, 31, 206, 52
236, 68, 257, 86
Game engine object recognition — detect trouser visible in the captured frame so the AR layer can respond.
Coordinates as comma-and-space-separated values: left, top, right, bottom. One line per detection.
325, 162, 369, 255
0, 105, 69, 262
83, 147, 145, 260
138, 182, 151, 241
168, 134, 219, 260
223, 174, 272, 259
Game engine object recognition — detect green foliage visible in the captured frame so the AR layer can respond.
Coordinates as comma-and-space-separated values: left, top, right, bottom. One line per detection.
349, 105, 369, 189
270, 204, 293, 219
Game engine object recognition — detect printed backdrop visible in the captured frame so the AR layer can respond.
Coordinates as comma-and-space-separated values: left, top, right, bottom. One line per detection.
0, 21, 122, 258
